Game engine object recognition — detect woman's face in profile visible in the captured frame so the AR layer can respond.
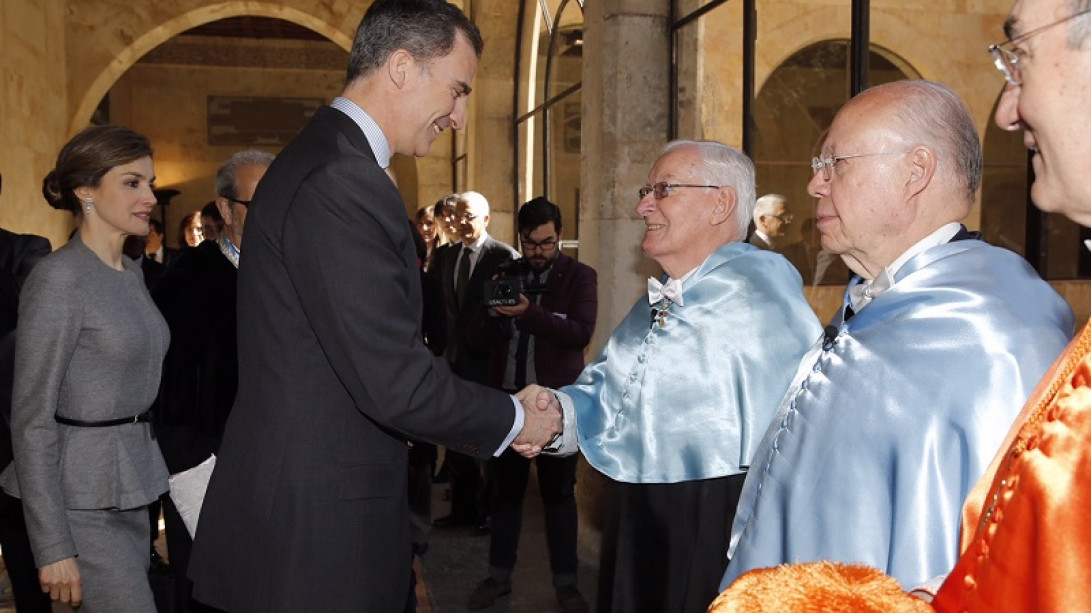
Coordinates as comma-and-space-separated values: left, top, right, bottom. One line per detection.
78, 156, 157, 238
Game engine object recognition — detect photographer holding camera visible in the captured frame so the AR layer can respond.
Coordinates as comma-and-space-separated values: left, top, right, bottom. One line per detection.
465, 197, 598, 612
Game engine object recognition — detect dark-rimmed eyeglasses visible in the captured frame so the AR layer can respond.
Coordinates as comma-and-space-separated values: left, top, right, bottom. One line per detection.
810, 152, 907, 181
988, 8, 1091, 86
521, 237, 558, 253
638, 182, 722, 200
224, 197, 250, 207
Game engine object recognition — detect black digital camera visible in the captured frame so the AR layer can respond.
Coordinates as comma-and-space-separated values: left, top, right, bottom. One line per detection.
482, 259, 548, 307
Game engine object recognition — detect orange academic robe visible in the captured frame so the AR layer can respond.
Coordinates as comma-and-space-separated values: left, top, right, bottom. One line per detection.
932, 319, 1091, 612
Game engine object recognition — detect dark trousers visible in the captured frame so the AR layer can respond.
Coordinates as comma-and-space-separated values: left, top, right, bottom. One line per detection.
0, 492, 51, 612
489, 449, 578, 582
446, 450, 484, 523
597, 472, 746, 613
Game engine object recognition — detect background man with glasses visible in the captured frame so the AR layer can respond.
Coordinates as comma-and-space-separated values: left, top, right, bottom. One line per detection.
528, 140, 820, 612
719, 79, 1074, 592
433, 191, 520, 533
747, 193, 793, 250
464, 197, 597, 612
151, 149, 273, 613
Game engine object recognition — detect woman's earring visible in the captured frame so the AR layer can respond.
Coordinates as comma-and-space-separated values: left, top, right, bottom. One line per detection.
82, 198, 93, 215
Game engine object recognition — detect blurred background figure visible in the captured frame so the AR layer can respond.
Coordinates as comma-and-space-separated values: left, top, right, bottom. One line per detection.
416, 204, 444, 272
145, 218, 178, 266
153, 149, 273, 613
747, 194, 792, 250
122, 234, 164, 290
0, 170, 53, 613
200, 200, 224, 243
179, 210, 204, 247
781, 217, 851, 286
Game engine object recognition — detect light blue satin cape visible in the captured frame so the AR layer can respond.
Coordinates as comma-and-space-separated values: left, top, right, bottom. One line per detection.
560, 242, 822, 483
721, 239, 1075, 590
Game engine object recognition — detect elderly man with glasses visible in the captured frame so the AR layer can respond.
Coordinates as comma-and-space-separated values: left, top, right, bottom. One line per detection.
523, 140, 821, 612
718, 79, 1075, 594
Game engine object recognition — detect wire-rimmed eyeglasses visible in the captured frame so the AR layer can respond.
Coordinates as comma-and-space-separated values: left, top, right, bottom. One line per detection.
989, 8, 1091, 86
810, 152, 907, 181
638, 182, 722, 200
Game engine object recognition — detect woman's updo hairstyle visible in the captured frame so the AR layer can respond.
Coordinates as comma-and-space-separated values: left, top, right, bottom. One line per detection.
42, 125, 153, 215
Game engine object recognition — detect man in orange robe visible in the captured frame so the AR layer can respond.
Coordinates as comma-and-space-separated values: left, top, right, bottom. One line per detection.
931, 0, 1091, 609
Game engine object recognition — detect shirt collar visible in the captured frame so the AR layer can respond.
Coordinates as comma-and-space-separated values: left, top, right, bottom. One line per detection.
883, 222, 962, 280
330, 97, 392, 169
464, 232, 489, 252
849, 222, 962, 312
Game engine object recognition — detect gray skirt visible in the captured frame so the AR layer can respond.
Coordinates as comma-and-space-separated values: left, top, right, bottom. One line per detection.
66, 506, 155, 613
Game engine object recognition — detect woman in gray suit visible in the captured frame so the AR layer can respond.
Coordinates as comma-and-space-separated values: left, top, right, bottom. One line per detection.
0, 125, 169, 611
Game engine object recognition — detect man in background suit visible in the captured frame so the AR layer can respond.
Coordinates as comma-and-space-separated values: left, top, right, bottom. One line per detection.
0, 171, 53, 613
153, 150, 272, 613
188, 1, 560, 611
465, 197, 597, 612
434, 191, 519, 530
746, 194, 792, 250
145, 219, 178, 267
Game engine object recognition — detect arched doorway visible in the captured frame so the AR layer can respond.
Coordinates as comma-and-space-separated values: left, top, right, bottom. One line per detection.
752, 40, 919, 284
88, 15, 350, 247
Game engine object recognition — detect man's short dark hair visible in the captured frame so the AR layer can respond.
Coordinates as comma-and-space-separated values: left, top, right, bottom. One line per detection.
518, 197, 563, 235
345, 0, 484, 85
149, 218, 164, 235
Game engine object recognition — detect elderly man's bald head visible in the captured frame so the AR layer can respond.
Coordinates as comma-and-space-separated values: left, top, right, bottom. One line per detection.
809, 80, 982, 278
853, 80, 982, 204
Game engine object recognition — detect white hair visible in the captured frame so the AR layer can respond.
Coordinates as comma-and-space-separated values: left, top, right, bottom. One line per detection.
457, 190, 490, 217
754, 194, 787, 219
661, 140, 757, 238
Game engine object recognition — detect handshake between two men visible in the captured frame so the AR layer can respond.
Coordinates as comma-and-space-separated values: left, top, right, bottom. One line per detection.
511, 385, 566, 458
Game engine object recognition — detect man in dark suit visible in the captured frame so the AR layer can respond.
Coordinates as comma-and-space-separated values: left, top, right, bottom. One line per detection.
433, 191, 518, 530
465, 197, 597, 612
152, 150, 272, 613
188, 2, 561, 611
145, 218, 179, 267
0, 171, 53, 613
746, 193, 791, 250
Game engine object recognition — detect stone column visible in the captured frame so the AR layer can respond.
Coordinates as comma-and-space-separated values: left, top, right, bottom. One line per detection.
576, 0, 671, 560
464, 0, 518, 242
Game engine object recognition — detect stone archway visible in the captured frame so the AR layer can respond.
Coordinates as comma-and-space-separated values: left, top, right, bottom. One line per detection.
67, 3, 355, 135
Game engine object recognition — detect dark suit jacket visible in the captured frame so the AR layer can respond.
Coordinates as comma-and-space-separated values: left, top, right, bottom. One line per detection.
437, 236, 518, 383
150, 241, 238, 474
0, 230, 49, 466
747, 232, 774, 251
0, 230, 50, 336
468, 252, 598, 389
188, 106, 515, 612
139, 256, 165, 291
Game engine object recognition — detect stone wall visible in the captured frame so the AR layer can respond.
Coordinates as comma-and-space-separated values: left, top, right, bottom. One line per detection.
0, 0, 73, 248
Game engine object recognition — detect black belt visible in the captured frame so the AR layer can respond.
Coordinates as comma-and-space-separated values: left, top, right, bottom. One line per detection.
55, 410, 151, 428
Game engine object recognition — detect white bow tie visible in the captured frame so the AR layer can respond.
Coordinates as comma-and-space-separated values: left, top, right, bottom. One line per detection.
848, 271, 892, 312
648, 277, 684, 307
